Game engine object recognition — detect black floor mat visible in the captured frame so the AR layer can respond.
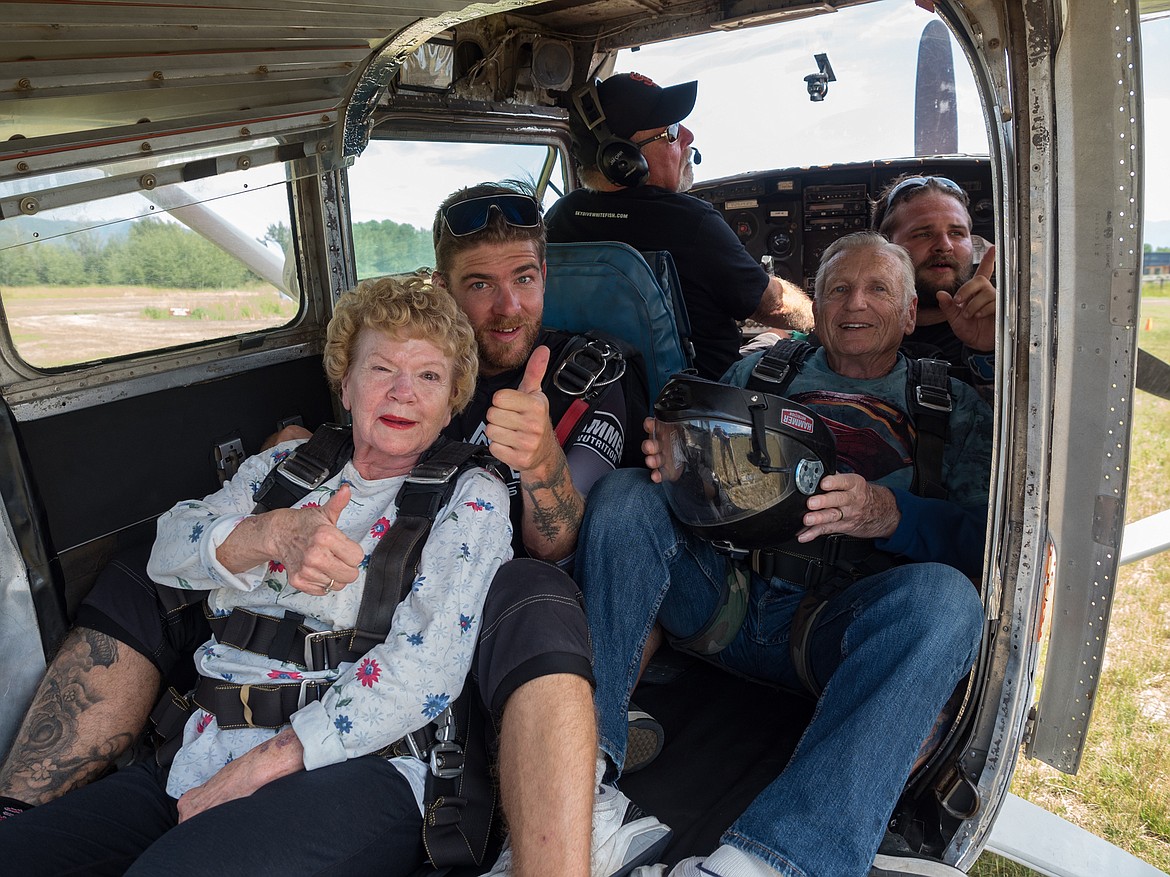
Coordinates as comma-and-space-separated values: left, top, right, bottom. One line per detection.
619, 649, 815, 865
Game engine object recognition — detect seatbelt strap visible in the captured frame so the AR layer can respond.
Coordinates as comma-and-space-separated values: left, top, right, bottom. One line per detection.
906, 358, 952, 500
251, 424, 354, 514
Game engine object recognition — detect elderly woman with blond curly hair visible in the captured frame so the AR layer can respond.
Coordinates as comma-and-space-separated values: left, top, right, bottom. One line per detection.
0, 277, 512, 876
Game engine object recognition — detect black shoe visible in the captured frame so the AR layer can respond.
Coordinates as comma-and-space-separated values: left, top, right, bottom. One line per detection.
625, 703, 665, 774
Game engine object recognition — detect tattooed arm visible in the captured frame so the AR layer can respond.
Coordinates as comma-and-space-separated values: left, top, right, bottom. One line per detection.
0, 628, 158, 806
518, 450, 587, 562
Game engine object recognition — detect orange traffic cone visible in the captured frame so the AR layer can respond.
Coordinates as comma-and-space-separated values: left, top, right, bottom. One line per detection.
1144, 317, 1153, 331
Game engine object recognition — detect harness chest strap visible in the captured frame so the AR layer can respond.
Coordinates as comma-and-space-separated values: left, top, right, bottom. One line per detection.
194, 438, 497, 709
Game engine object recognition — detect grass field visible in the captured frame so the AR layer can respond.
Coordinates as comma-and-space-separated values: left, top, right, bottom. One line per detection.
970, 295, 1170, 876
2, 284, 297, 368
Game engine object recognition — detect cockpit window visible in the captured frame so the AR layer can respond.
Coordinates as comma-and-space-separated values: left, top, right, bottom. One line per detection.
0, 149, 302, 369
346, 140, 566, 280
611, 1, 988, 175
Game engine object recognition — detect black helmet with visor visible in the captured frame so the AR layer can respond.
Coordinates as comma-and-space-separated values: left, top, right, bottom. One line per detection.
654, 375, 836, 551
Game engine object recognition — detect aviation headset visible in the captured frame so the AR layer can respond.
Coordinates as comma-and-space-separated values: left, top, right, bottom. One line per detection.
570, 82, 650, 188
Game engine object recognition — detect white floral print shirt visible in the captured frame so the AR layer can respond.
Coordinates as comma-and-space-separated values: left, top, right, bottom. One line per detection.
147, 439, 512, 799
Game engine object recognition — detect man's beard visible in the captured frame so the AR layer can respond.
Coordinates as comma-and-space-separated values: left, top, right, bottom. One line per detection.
475, 318, 541, 374
678, 160, 695, 193
914, 256, 972, 309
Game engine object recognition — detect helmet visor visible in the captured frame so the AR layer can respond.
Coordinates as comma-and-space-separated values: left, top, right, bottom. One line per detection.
655, 416, 822, 532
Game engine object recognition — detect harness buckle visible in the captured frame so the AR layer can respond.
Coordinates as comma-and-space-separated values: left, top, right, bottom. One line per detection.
276, 449, 333, 492
552, 339, 626, 398
915, 384, 953, 413
429, 741, 465, 779
297, 677, 328, 711
749, 358, 791, 388
303, 629, 331, 671
407, 461, 462, 485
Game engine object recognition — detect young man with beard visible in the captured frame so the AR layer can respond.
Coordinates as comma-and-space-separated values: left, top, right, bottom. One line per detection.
871, 174, 997, 392
546, 73, 814, 382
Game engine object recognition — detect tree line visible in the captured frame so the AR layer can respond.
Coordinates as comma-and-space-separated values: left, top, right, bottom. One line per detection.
0, 218, 434, 289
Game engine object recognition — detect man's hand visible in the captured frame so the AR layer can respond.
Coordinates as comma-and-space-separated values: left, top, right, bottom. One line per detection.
641, 417, 666, 483
937, 245, 996, 353
485, 345, 563, 479
218, 485, 364, 595
797, 473, 900, 542
177, 727, 304, 822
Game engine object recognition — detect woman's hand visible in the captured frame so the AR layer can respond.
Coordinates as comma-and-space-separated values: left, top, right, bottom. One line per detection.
177, 727, 304, 822
217, 484, 365, 595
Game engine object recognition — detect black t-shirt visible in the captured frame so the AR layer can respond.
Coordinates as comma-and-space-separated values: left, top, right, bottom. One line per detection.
905, 321, 964, 368
905, 321, 993, 399
442, 330, 627, 558
546, 187, 770, 381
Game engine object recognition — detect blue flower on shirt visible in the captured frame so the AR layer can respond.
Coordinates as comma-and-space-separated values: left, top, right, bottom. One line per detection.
464, 498, 495, 512
360, 554, 371, 570
458, 543, 470, 561
334, 715, 353, 734
422, 693, 450, 719
271, 448, 292, 465
189, 522, 204, 543
459, 613, 475, 634
411, 574, 426, 592
406, 632, 424, 647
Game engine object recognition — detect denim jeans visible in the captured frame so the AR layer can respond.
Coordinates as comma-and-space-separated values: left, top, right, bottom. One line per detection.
0, 756, 424, 876
578, 468, 984, 877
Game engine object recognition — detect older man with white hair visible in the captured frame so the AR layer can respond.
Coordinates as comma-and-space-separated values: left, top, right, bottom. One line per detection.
577, 232, 992, 877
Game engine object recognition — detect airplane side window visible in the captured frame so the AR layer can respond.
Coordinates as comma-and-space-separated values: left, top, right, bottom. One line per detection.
0, 159, 302, 369
346, 140, 566, 280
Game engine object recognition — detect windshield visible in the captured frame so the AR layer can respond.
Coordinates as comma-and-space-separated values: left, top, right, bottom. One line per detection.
612, 1, 989, 181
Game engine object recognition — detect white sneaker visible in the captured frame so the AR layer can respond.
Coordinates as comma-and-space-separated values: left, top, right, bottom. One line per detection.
481, 785, 672, 877
631, 857, 710, 876
591, 784, 673, 877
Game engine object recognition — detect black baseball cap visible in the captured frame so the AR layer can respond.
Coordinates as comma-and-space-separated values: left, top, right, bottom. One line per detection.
572, 73, 698, 142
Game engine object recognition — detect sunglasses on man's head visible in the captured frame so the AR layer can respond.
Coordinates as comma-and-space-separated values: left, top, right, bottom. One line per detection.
634, 123, 681, 149
883, 175, 965, 208
442, 194, 543, 237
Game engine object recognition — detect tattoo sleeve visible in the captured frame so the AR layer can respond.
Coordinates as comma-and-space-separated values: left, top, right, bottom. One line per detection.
0, 629, 155, 805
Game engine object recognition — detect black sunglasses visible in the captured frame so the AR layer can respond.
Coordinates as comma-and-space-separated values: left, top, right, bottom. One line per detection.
634, 123, 681, 149
884, 175, 965, 208
442, 194, 543, 237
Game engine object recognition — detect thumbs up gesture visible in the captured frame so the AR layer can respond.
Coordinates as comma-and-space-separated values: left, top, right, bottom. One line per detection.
271, 483, 366, 596
484, 345, 561, 477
